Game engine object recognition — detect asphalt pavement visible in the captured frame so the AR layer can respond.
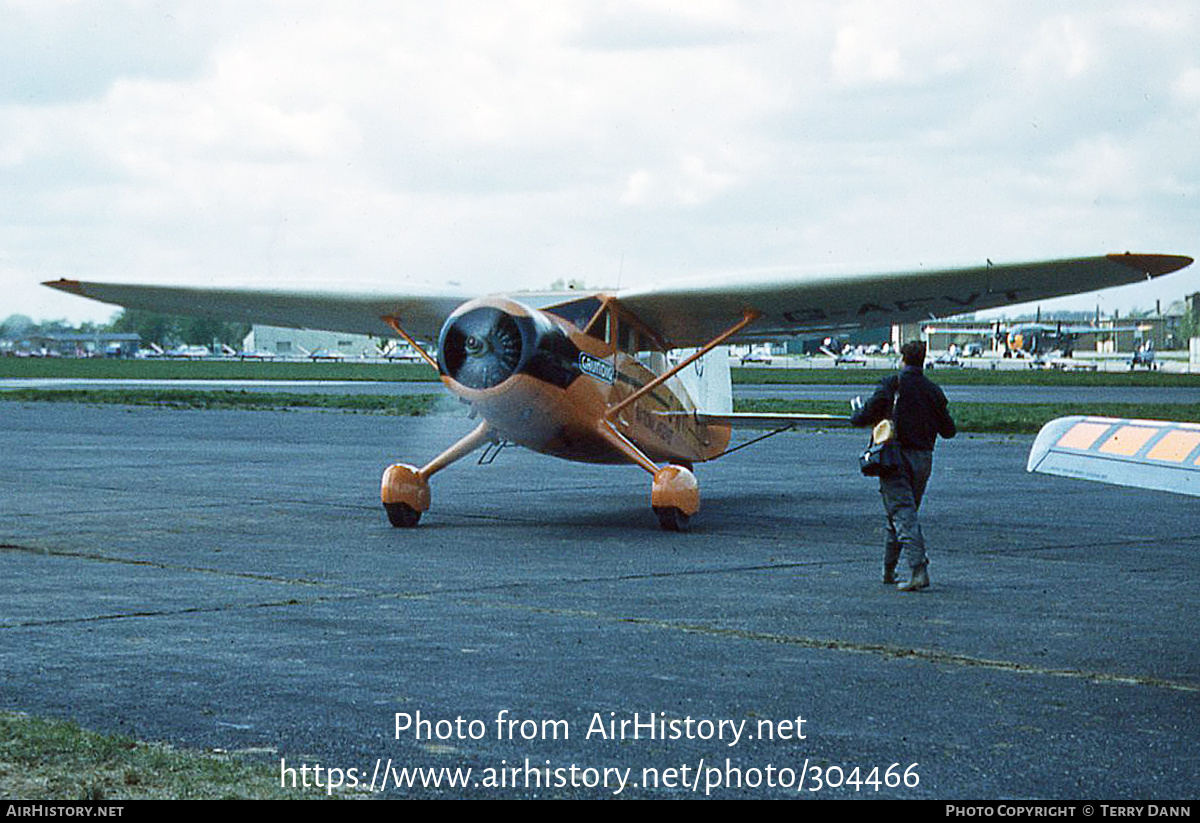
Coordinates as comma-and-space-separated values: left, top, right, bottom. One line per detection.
1, 402, 1196, 798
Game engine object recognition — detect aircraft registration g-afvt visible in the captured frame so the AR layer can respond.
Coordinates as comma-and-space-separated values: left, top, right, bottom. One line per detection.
45, 252, 1192, 530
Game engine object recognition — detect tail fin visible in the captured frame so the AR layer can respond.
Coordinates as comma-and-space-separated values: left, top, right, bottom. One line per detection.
676, 346, 732, 414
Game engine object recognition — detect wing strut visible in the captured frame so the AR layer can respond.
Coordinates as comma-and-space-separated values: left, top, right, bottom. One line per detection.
604, 309, 760, 422
381, 314, 440, 371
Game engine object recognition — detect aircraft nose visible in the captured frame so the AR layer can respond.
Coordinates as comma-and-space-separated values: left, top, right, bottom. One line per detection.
438, 305, 528, 389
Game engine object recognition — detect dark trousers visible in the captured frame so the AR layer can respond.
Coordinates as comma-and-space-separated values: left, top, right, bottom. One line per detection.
879, 448, 933, 570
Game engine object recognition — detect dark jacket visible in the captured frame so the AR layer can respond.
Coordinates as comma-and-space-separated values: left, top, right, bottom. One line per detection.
850, 365, 956, 450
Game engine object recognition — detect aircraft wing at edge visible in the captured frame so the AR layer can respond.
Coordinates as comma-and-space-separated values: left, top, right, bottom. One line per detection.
42, 279, 477, 342
615, 253, 1193, 349
1028, 415, 1200, 498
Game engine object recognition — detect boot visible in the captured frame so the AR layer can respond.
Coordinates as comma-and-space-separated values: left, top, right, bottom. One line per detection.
896, 564, 930, 592
883, 543, 901, 585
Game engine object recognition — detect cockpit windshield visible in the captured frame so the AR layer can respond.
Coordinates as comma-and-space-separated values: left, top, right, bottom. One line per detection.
543, 297, 603, 331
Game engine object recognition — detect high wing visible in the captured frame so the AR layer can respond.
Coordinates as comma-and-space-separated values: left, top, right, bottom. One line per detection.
42, 279, 479, 342
614, 253, 1192, 348
1028, 416, 1200, 498
44, 252, 1191, 346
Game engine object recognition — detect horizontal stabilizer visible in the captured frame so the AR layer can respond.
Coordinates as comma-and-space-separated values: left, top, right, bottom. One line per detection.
693, 412, 851, 429
1028, 416, 1200, 497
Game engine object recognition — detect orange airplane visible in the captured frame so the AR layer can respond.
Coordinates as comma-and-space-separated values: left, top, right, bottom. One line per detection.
45, 252, 1192, 530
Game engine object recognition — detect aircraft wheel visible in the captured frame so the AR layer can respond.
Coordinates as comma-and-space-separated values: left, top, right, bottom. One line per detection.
384, 502, 422, 528
654, 505, 690, 532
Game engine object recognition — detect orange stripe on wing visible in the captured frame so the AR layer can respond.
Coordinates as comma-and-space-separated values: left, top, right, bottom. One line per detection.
1056, 421, 1112, 450
1098, 425, 1158, 457
1145, 430, 1200, 464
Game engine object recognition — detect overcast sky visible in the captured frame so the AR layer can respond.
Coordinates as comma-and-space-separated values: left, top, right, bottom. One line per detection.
3, 0, 1198, 325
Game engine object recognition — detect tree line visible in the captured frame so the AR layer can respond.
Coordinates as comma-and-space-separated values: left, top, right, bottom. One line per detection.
1, 310, 251, 349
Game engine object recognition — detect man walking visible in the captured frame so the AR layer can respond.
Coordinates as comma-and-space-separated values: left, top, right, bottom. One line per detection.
851, 341, 956, 591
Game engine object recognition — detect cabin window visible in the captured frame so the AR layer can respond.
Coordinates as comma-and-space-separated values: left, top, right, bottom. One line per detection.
586, 307, 611, 343
617, 320, 634, 352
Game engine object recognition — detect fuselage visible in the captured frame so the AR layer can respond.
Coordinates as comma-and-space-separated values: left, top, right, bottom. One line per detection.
1007, 324, 1074, 356
436, 295, 732, 465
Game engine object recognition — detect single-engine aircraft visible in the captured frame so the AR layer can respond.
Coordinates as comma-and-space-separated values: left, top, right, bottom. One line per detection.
44, 252, 1192, 530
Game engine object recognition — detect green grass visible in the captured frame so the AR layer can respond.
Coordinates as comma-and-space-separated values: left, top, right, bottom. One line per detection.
734, 398, 1200, 434
5, 389, 1197, 434
0, 357, 437, 381
0, 712, 341, 800
3, 358, 1198, 387
0, 389, 441, 415
729, 366, 1200, 387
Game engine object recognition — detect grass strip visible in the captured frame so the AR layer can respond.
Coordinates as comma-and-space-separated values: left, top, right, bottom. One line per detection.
0, 389, 441, 415
0, 358, 437, 381
5, 389, 1199, 434
0, 711, 337, 800
730, 366, 1200, 387
2, 358, 1198, 387
734, 398, 1200, 435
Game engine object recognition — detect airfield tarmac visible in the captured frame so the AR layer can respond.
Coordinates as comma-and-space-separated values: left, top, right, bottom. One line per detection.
1, 401, 1197, 799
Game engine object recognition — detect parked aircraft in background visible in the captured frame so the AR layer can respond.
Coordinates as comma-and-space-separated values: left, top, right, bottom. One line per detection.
1004, 321, 1139, 359
738, 344, 778, 365
299, 345, 347, 361
922, 318, 1142, 361
134, 342, 165, 359
165, 344, 211, 359
45, 252, 1192, 529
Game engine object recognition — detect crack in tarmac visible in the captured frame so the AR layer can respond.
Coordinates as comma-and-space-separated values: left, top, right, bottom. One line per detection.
4, 541, 1195, 695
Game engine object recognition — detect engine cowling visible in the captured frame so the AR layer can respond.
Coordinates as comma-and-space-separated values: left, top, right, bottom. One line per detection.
437, 297, 578, 391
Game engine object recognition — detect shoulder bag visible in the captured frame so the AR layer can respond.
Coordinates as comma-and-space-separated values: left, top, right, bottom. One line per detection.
859, 381, 902, 477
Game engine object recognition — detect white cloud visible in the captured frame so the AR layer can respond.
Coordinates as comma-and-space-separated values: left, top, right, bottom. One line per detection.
2, 0, 1197, 324
830, 25, 903, 86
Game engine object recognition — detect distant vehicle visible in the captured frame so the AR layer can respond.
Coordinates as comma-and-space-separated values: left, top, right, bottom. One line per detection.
1129, 347, 1157, 370
962, 342, 984, 357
